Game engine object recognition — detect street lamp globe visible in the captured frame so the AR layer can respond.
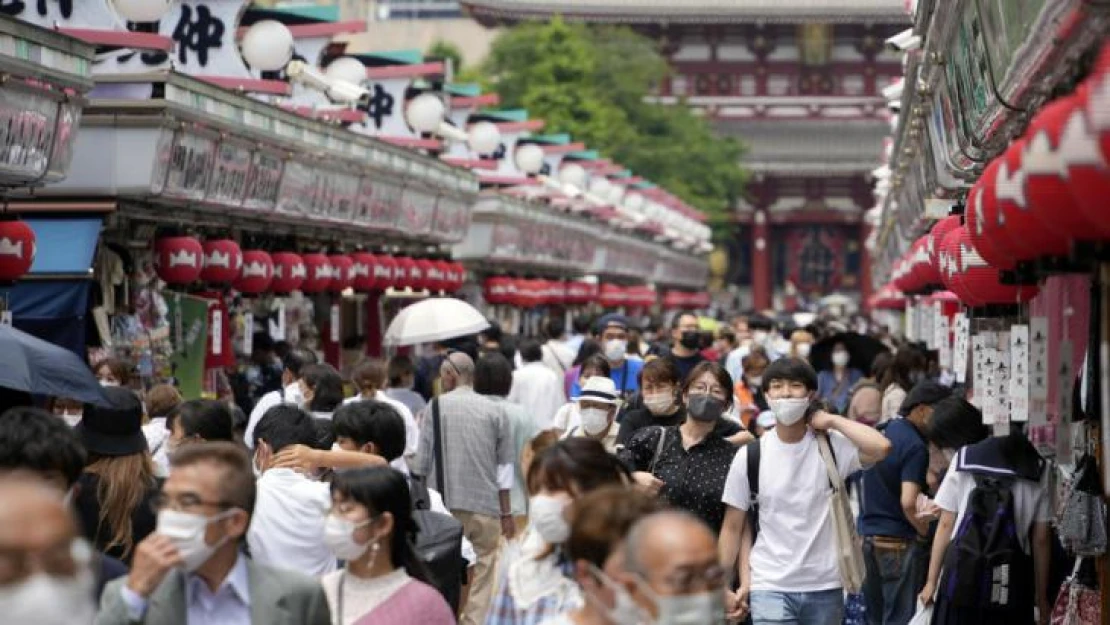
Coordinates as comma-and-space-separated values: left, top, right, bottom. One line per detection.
240, 20, 294, 71
467, 121, 501, 156
588, 176, 612, 198
623, 193, 645, 213
112, 0, 173, 22
558, 163, 587, 189
325, 57, 367, 86
607, 184, 625, 206
514, 143, 546, 175
406, 93, 446, 134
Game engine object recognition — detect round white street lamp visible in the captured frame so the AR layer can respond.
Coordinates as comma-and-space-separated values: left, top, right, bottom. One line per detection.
588, 176, 611, 199
558, 163, 587, 189
623, 193, 645, 213
467, 121, 501, 156
324, 57, 367, 86
240, 20, 294, 72
514, 143, 546, 175
405, 93, 447, 134
112, 0, 174, 22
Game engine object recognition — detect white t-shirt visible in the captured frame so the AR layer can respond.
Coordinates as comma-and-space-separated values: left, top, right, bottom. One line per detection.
721, 428, 862, 592
244, 382, 304, 448
551, 402, 581, 432
933, 455, 1051, 554
247, 468, 336, 577
508, 363, 567, 430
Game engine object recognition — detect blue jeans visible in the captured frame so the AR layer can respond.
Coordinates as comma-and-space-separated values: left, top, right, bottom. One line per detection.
750, 588, 844, 625
861, 536, 929, 625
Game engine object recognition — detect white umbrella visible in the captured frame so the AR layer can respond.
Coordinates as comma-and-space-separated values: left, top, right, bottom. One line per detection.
384, 297, 490, 346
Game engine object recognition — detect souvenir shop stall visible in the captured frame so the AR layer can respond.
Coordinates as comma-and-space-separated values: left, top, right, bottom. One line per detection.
867, 0, 1110, 617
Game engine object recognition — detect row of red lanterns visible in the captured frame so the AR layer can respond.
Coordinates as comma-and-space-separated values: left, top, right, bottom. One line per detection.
484, 278, 599, 308
599, 284, 658, 308
662, 290, 710, 310
154, 237, 464, 295
966, 43, 1110, 270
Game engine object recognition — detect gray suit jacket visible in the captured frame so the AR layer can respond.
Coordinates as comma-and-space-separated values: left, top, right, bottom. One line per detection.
95, 558, 332, 625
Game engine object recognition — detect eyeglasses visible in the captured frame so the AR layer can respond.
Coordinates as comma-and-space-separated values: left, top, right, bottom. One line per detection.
0, 538, 92, 585
658, 564, 727, 594
151, 492, 233, 514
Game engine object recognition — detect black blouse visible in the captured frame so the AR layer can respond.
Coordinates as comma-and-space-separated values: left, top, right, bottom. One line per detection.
619, 425, 739, 533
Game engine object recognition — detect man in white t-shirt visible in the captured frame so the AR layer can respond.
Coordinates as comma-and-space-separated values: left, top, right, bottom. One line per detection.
244, 349, 317, 448
508, 339, 566, 430
718, 357, 892, 625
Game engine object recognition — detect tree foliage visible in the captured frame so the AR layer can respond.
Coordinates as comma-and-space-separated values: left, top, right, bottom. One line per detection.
427, 39, 465, 76
481, 18, 746, 225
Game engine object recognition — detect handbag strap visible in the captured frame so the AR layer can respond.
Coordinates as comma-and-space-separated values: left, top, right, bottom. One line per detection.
649, 426, 668, 474
432, 397, 446, 501
816, 432, 843, 493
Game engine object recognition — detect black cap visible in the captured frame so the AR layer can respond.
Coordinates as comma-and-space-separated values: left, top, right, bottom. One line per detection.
77, 387, 148, 457
899, 380, 952, 416
596, 313, 629, 333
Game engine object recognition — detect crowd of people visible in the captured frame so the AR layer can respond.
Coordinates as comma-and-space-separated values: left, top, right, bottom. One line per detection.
0, 309, 1061, 625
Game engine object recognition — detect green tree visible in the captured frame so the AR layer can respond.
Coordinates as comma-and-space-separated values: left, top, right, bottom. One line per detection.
481, 18, 746, 226
427, 39, 465, 76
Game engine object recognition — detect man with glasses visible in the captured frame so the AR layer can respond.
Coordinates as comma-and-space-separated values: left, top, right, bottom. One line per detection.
622, 510, 728, 624
97, 442, 331, 625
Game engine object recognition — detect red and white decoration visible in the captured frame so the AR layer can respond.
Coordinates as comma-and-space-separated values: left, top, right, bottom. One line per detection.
0, 219, 36, 283
234, 250, 274, 294
200, 239, 243, 285
270, 252, 306, 294
155, 236, 204, 286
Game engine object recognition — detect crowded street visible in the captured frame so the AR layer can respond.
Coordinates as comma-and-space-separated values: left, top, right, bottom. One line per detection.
0, 0, 1109, 624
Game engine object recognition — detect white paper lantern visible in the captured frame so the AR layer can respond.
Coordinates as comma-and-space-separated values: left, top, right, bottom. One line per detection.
514, 143, 546, 175
558, 163, 587, 189
405, 93, 446, 134
112, 0, 173, 22
588, 176, 612, 198
240, 20, 294, 72
324, 57, 367, 86
467, 121, 501, 156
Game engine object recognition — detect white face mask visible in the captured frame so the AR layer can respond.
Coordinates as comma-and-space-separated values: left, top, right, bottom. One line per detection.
746, 376, 762, 388
768, 397, 809, 426
323, 513, 374, 562
586, 564, 646, 625
832, 351, 850, 367
752, 330, 769, 345
654, 590, 726, 625
0, 571, 96, 625
529, 493, 570, 544
98, 380, 118, 388
643, 393, 675, 415
580, 407, 612, 436
796, 343, 812, 358
603, 339, 628, 362
156, 509, 235, 572
61, 413, 82, 427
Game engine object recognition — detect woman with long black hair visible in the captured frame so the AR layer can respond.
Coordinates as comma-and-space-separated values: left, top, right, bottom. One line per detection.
322, 466, 455, 625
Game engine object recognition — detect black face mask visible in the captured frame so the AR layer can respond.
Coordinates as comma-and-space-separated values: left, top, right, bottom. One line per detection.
679, 330, 700, 350
687, 394, 725, 422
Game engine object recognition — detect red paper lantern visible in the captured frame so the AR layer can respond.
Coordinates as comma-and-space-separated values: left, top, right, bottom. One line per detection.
598, 284, 625, 308
200, 239, 243, 284
300, 254, 333, 293
968, 159, 1018, 270
349, 253, 377, 292
391, 257, 416, 290
155, 236, 203, 286
991, 138, 1070, 261
939, 227, 976, 305
424, 261, 446, 293
328, 255, 354, 293
484, 276, 510, 304
0, 219, 35, 283
956, 227, 1039, 305
928, 215, 961, 282
415, 260, 437, 292
374, 255, 397, 290
270, 252, 305, 294
1071, 70, 1110, 238
445, 263, 465, 292
234, 250, 273, 294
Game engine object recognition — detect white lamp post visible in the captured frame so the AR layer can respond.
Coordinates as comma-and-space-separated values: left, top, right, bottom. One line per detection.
467, 121, 501, 156
240, 20, 295, 72
514, 143, 546, 175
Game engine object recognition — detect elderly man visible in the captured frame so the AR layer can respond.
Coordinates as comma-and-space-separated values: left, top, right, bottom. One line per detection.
623, 510, 728, 624
97, 442, 330, 625
414, 351, 514, 625
562, 376, 621, 452
0, 476, 99, 625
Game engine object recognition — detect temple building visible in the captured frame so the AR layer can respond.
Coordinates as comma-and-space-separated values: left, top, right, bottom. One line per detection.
462, 0, 910, 311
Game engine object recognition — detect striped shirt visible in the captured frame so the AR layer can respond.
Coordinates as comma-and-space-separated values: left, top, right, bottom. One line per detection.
414, 386, 514, 516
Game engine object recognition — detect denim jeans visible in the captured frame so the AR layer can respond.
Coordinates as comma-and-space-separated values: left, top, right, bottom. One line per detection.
861, 536, 929, 625
750, 588, 845, 625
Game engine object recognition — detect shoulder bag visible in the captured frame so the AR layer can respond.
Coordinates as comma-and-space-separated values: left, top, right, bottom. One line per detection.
816, 431, 866, 593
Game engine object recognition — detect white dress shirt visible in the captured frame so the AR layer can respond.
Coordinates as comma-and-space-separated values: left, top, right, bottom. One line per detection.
508, 362, 566, 431
541, 340, 575, 377
247, 468, 336, 577
244, 382, 303, 449
121, 552, 252, 624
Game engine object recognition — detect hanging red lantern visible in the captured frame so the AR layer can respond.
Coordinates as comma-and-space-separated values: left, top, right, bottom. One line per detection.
415, 260, 437, 292
939, 227, 976, 305
391, 257, 416, 290
270, 252, 305, 294
300, 253, 333, 293
328, 255, 354, 293
598, 284, 624, 308
956, 227, 1039, 304
154, 236, 203, 286
549, 281, 567, 306
1071, 69, 1110, 238
967, 158, 1018, 270
200, 239, 243, 285
0, 219, 35, 283
446, 262, 465, 292
234, 250, 273, 294
484, 276, 509, 304
424, 261, 447, 293
991, 138, 1070, 261
928, 215, 961, 281
374, 255, 397, 290
349, 253, 377, 292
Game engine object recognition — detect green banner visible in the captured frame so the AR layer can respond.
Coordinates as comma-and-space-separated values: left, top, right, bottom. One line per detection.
166, 293, 209, 400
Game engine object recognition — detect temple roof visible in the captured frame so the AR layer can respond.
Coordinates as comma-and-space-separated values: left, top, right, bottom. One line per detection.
462, 0, 909, 24
716, 118, 888, 175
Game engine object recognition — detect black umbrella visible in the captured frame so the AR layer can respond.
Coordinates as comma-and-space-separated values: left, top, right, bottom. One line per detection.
0, 325, 109, 405
809, 332, 890, 373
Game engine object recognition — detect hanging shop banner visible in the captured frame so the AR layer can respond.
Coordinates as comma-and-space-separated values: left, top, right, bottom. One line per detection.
205, 140, 251, 207
1055, 340, 1074, 463
936, 313, 952, 373
953, 313, 969, 384
971, 332, 990, 415
166, 293, 209, 400
1029, 316, 1049, 424
990, 331, 1010, 436
1009, 324, 1030, 423
163, 131, 217, 201
243, 150, 284, 211
430, 195, 472, 244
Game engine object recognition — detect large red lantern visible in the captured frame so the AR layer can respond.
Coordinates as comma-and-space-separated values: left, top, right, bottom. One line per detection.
424, 261, 447, 293
234, 250, 273, 294
484, 276, 511, 304
444, 262, 464, 292
155, 236, 203, 286
300, 254, 333, 293
968, 159, 1018, 270
374, 255, 397, 290
939, 227, 975, 305
349, 253, 377, 292
0, 219, 35, 283
328, 255, 354, 293
991, 138, 1069, 261
390, 257, 415, 290
415, 260, 437, 292
956, 227, 1039, 305
270, 252, 305, 294
200, 239, 243, 284
928, 215, 961, 280
1075, 50, 1110, 234
598, 284, 625, 308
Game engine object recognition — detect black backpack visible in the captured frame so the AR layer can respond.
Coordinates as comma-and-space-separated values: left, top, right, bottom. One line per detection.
408, 476, 466, 613
938, 473, 1033, 610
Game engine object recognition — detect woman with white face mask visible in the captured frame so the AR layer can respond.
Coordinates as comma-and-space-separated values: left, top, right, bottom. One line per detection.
487, 438, 632, 625
321, 466, 455, 625
816, 341, 863, 415
538, 486, 662, 625
561, 377, 621, 453
551, 355, 611, 435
